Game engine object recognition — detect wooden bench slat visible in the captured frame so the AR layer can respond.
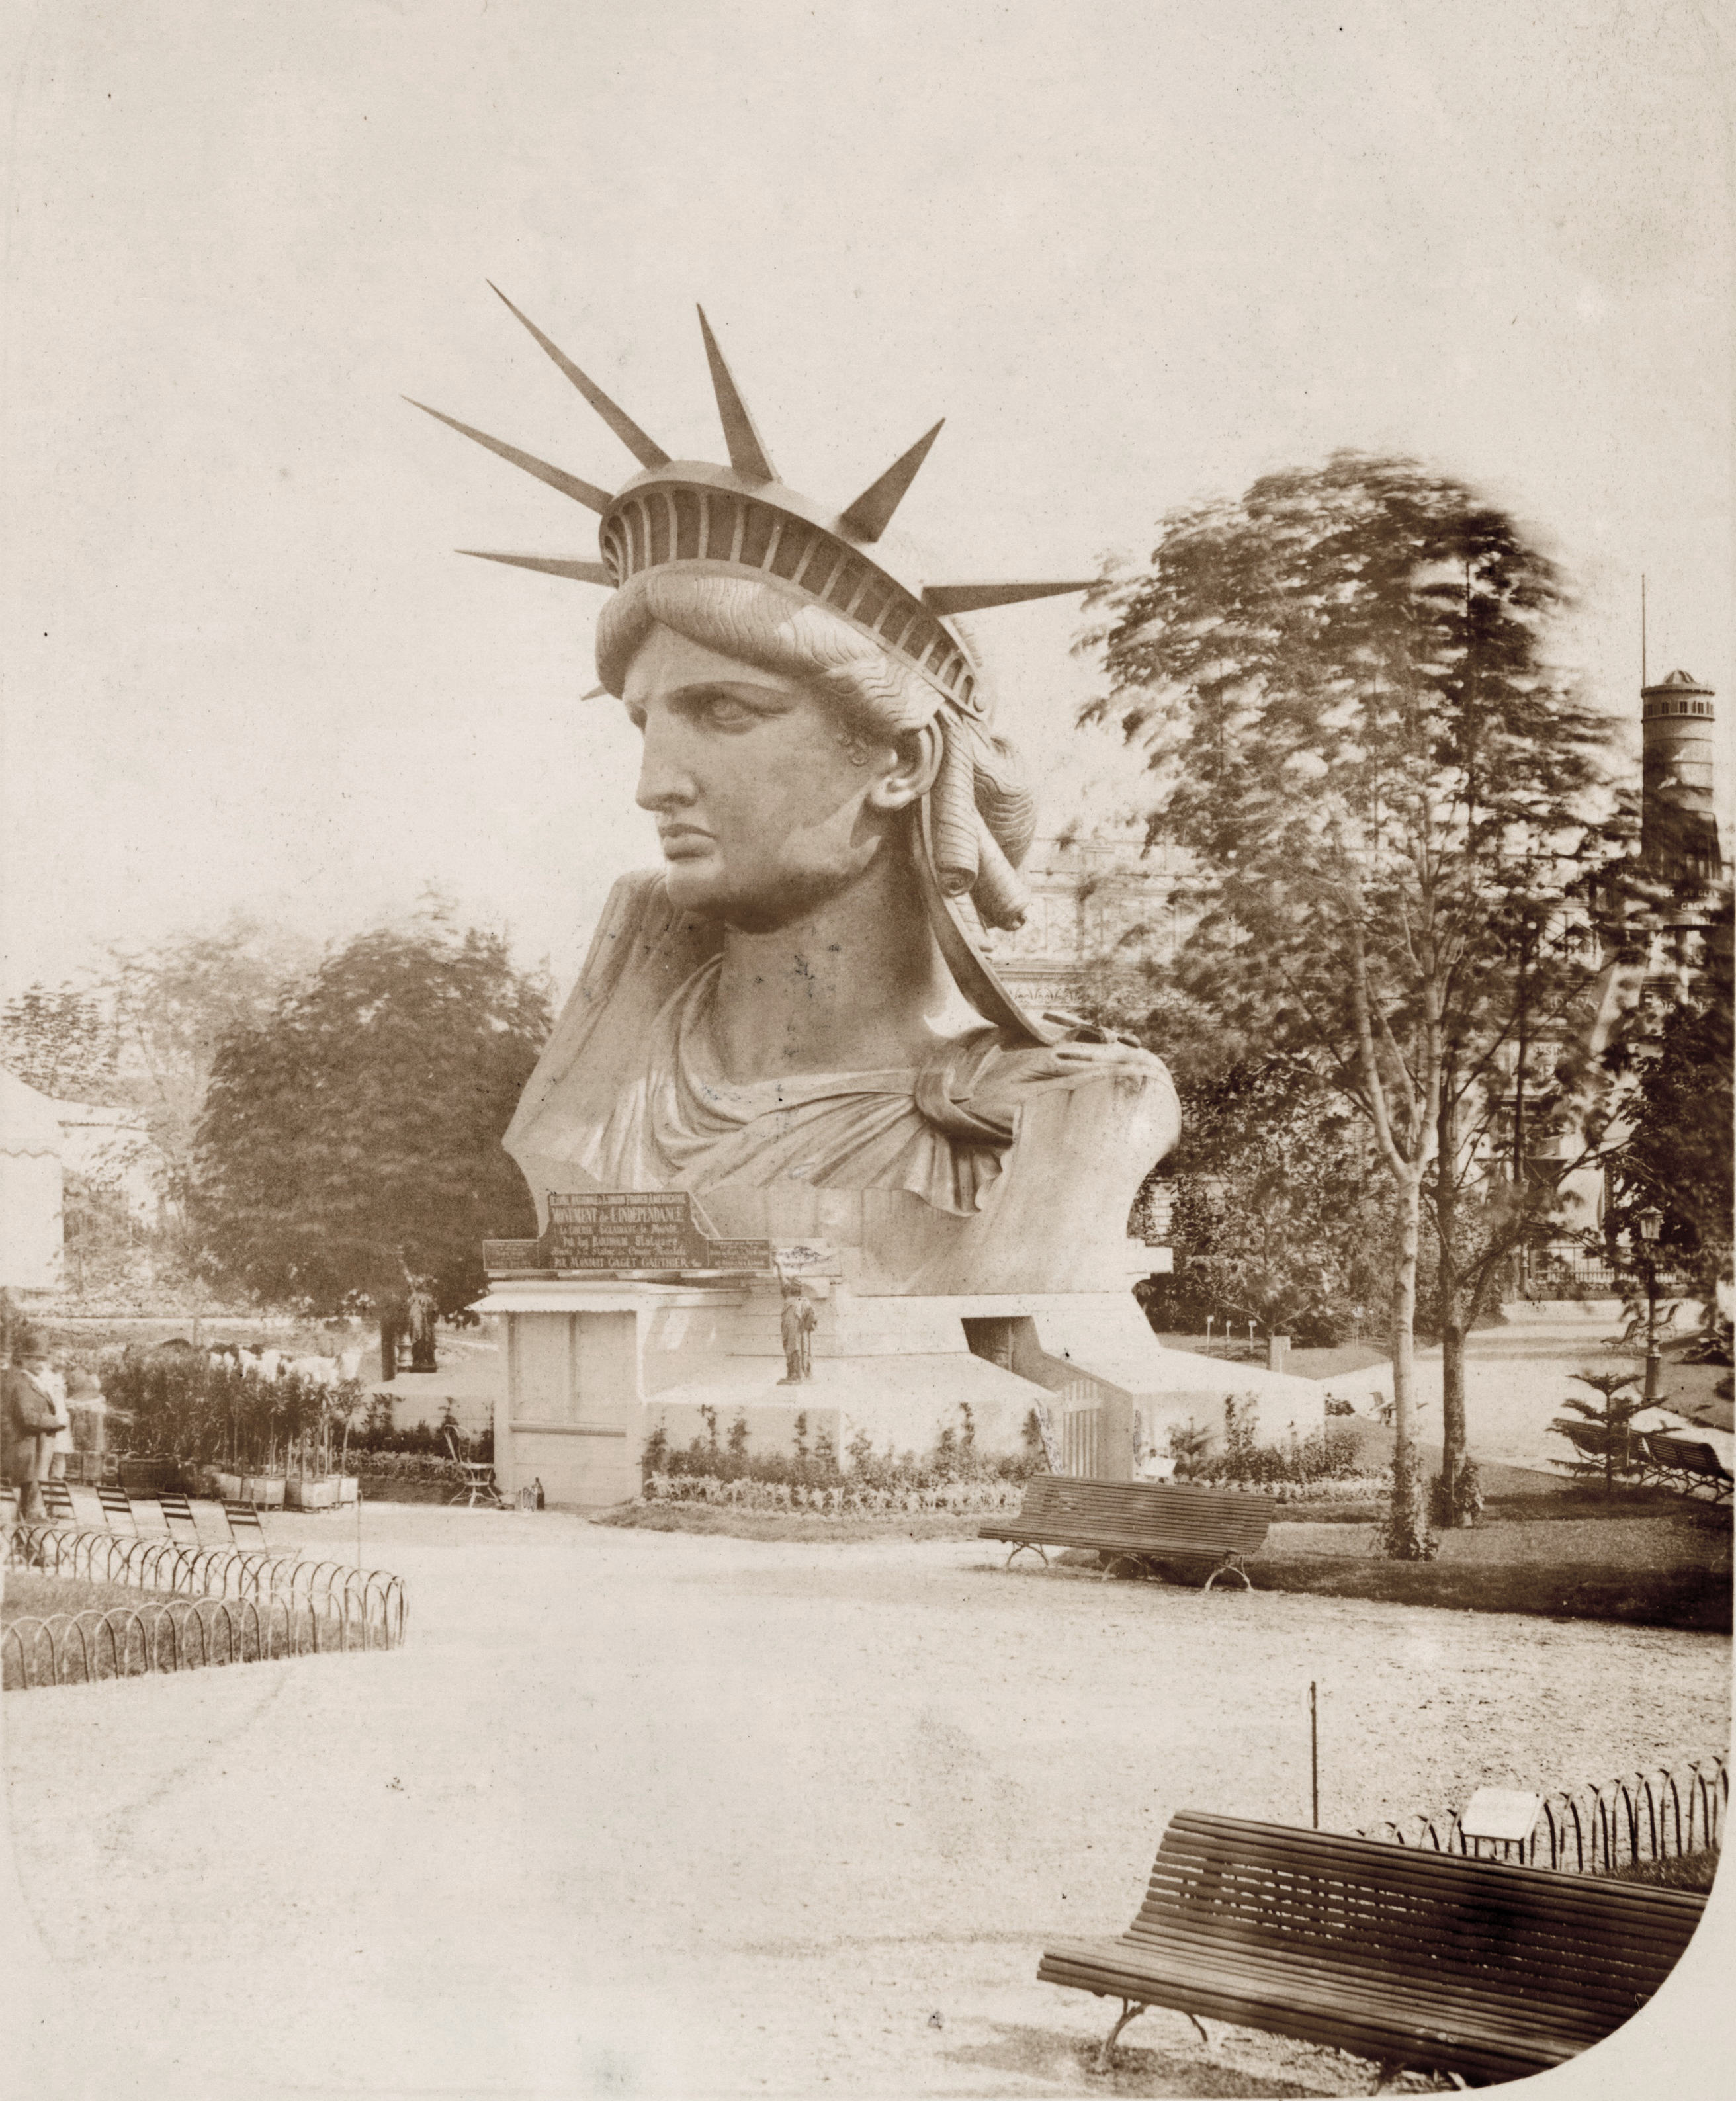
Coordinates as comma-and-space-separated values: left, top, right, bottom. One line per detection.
1037, 1946, 1581, 2078
1152, 1819, 1706, 1930
1041, 1936, 1620, 2046
1118, 1912, 1675, 2018
1140, 1848, 1704, 1937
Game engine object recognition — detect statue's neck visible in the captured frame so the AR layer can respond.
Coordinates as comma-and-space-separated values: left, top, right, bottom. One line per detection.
707, 847, 969, 1082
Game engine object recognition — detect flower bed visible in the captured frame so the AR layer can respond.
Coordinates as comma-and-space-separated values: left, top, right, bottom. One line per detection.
642, 1471, 1026, 1516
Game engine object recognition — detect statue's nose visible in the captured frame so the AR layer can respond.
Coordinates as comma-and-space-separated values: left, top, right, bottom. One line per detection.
634, 719, 695, 811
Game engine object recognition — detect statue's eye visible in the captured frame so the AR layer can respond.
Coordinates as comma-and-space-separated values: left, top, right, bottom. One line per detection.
696, 689, 758, 730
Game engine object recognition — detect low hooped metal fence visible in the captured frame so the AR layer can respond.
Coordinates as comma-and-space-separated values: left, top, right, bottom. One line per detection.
1360, 1754, 1725, 1875
5, 1523, 407, 1690
3, 1593, 349, 1690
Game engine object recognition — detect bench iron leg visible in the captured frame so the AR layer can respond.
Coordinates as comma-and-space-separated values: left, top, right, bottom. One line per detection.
1370, 2063, 1407, 2095
1005, 1543, 1049, 1570
1202, 1554, 1252, 1592
1097, 1998, 1147, 2071
1185, 2012, 1217, 2053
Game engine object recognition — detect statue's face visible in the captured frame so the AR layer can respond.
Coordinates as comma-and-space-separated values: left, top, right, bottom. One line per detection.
622, 623, 914, 931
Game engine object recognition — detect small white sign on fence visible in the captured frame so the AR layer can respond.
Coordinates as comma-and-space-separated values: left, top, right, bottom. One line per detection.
1460, 1788, 1542, 1844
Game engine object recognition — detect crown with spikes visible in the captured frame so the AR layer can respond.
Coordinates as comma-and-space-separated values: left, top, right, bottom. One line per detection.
406, 287, 1092, 722
409, 292, 1100, 1047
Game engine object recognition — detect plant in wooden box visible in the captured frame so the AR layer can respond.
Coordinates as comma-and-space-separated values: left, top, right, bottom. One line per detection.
286, 1382, 364, 1509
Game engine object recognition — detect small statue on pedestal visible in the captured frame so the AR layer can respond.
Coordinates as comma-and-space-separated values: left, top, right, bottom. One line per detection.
777, 1276, 818, 1385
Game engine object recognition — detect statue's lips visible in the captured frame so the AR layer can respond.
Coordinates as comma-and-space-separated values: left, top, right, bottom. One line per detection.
657, 826, 715, 859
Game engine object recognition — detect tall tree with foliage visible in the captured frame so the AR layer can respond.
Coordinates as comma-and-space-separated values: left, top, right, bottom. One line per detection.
1599, 888, 1733, 1295
1082, 452, 1613, 1553
0, 982, 120, 1101
193, 914, 551, 1313
105, 914, 319, 1209
1130, 1057, 1397, 1346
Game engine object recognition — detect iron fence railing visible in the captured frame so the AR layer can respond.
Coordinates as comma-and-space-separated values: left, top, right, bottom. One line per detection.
5, 1592, 355, 1690
4, 1522, 406, 1692
1360, 1754, 1725, 1875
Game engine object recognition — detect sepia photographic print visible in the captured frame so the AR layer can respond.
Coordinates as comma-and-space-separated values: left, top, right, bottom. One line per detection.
1, 6, 1730, 2098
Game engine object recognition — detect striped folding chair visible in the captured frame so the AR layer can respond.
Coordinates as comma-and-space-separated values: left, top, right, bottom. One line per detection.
187, 1498, 235, 1547
129, 1494, 172, 1540
67, 1484, 107, 1529
224, 1501, 268, 1545
157, 1491, 202, 1545
97, 1485, 138, 1537
38, 1479, 77, 1525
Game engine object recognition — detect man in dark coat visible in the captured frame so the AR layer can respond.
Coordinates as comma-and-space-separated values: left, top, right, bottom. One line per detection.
3, 1330, 63, 1520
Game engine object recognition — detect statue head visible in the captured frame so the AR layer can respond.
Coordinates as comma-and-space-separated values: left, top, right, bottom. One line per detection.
410, 292, 1096, 1043
596, 569, 1039, 941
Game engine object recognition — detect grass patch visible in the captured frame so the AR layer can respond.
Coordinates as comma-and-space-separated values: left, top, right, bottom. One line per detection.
3, 1574, 174, 1622
1604, 1849, 1721, 1893
1246, 1556, 1729, 1632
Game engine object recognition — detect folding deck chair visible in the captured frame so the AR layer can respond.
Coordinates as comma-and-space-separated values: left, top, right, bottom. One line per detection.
128, 1494, 172, 1540
97, 1485, 137, 1536
157, 1491, 202, 1545
224, 1500, 269, 1545
37, 1479, 77, 1525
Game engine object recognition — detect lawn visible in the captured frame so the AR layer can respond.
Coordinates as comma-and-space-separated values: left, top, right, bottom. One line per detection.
596, 1479, 1731, 1631
2, 1572, 175, 1622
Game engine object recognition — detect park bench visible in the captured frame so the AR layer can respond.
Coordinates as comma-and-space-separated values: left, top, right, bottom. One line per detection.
1037, 1810, 1706, 2090
980, 1476, 1272, 1589
1643, 1434, 1733, 1503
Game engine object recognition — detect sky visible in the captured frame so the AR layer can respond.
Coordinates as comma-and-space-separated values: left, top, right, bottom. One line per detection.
1, 0, 1730, 1000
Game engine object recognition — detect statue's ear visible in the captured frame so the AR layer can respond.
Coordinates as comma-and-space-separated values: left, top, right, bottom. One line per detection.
867, 718, 942, 814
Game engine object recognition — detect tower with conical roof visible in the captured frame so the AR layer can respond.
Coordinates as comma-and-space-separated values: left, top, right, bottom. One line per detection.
1641, 669, 1721, 886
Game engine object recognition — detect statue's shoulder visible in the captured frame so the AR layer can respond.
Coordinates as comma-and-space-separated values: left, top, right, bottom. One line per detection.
574, 869, 681, 1002
505, 873, 723, 1156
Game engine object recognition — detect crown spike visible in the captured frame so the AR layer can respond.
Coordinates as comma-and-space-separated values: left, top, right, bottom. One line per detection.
696, 307, 777, 483
923, 581, 1096, 615
458, 551, 613, 585
487, 284, 670, 469
405, 398, 613, 514
838, 421, 944, 542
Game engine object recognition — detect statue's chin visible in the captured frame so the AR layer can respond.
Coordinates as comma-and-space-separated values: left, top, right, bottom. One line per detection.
661, 858, 869, 935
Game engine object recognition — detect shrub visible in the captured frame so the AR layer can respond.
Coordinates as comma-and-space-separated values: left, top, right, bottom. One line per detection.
640, 1402, 1037, 1500
1168, 1406, 1371, 1490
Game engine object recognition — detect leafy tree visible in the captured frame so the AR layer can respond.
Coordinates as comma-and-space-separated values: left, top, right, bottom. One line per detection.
105, 914, 320, 1207
0, 982, 120, 1101
1082, 452, 1614, 1554
1599, 890, 1733, 1297
1131, 1058, 1396, 1346
192, 914, 551, 1314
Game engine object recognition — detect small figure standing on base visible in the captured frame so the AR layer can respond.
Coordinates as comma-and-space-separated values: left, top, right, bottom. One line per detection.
406, 1273, 439, 1373
777, 1277, 818, 1385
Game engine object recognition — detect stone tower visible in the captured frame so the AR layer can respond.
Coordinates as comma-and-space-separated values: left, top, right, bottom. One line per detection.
1641, 669, 1722, 886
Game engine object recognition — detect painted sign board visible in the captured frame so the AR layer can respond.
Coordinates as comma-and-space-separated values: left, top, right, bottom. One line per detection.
483, 1191, 778, 1277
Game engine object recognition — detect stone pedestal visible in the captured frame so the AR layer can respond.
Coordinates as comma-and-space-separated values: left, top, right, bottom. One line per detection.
474, 1272, 1328, 1508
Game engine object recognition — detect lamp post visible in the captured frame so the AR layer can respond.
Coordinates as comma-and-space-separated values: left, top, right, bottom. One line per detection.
1637, 1206, 1665, 1404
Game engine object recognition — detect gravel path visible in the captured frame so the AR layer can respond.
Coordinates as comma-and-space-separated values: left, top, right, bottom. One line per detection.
3, 1507, 1729, 2098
